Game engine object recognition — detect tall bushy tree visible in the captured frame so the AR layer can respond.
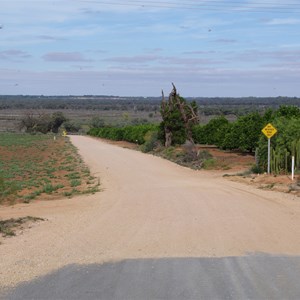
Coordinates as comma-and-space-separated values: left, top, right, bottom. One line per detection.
19, 111, 67, 134
160, 84, 199, 147
19, 112, 51, 134
50, 112, 67, 133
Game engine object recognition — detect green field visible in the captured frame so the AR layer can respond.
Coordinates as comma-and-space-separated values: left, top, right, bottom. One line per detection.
0, 133, 99, 205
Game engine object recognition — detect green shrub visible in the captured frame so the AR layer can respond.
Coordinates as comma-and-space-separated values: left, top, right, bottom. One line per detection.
193, 116, 230, 146
202, 158, 217, 169
197, 150, 213, 160
123, 124, 158, 144
87, 124, 159, 145
250, 164, 264, 174
162, 147, 176, 160
0, 177, 19, 203
87, 128, 99, 136
70, 179, 81, 187
140, 130, 159, 153
63, 121, 81, 133
42, 184, 56, 194
221, 112, 263, 152
192, 125, 205, 144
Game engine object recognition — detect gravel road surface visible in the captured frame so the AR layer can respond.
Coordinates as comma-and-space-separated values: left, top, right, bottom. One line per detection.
1, 135, 300, 299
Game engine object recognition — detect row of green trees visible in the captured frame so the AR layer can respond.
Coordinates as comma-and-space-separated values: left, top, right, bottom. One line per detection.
192, 113, 263, 152
193, 106, 300, 150
192, 106, 300, 173
88, 124, 158, 145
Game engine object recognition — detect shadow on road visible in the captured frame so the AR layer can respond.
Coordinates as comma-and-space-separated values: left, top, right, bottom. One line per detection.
2, 254, 300, 299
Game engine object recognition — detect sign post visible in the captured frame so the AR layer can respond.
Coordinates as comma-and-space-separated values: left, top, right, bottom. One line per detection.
261, 123, 277, 174
292, 156, 295, 181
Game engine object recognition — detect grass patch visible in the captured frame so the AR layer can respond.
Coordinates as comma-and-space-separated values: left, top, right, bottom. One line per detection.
161, 146, 176, 160
202, 158, 217, 170
67, 172, 81, 180
42, 183, 64, 194
0, 133, 100, 204
0, 216, 44, 237
70, 179, 81, 187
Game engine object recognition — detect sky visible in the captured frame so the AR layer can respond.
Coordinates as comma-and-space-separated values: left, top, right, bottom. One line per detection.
1, 0, 300, 97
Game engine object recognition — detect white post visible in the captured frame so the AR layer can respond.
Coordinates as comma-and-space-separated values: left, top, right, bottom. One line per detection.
292, 156, 295, 181
267, 138, 271, 174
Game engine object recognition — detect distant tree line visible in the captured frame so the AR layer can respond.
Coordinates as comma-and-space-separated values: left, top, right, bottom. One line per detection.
0, 95, 299, 118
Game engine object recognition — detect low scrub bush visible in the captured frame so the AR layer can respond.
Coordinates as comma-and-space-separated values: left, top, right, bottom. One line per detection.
250, 164, 264, 174
202, 158, 217, 169
140, 130, 159, 153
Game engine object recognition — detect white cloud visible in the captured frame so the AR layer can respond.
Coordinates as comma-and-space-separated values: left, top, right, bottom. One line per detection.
0, 50, 31, 61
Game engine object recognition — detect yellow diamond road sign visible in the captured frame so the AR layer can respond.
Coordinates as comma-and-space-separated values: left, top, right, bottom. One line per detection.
262, 123, 277, 139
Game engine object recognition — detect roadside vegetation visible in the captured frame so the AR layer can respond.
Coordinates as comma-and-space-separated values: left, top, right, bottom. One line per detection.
0, 87, 299, 204
88, 85, 300, 177
192, 105, 300, 175
0, 133, 99, 205
88, 124, 158, 145
0, 216, 44, 238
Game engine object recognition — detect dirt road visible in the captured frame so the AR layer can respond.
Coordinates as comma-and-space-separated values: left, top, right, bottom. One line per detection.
1, 135, 300, 290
